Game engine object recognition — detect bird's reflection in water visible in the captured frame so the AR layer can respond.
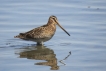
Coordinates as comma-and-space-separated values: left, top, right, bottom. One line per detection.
16, 45, 59, 70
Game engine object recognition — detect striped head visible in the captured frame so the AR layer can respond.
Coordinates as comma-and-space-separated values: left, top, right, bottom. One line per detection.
48, 15, 70, 36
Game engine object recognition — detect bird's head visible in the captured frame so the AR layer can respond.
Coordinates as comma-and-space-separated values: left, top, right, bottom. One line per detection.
48, 15, 70, 36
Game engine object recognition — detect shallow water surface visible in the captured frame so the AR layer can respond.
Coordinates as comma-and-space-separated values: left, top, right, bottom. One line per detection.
0, 0, 106, 71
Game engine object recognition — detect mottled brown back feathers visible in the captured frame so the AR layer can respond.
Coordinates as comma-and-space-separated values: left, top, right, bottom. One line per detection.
14, 24, 56, 39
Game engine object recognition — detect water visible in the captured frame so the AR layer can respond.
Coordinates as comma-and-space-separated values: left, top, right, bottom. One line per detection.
0, 0, 106, 71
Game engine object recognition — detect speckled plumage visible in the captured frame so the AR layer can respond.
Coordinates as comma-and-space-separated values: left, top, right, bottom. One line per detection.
14, 15, 70, 45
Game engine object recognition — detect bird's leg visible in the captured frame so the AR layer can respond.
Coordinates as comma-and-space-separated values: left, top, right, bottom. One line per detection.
37, 42, 43, 45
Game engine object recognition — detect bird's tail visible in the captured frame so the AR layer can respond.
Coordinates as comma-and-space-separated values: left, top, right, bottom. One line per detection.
14, 33, 25, 38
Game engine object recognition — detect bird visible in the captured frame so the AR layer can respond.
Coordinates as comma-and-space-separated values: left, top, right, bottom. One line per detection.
14, 15, 70, 45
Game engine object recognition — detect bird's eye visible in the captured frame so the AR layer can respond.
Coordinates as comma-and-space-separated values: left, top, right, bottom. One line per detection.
52, 17, 57, 20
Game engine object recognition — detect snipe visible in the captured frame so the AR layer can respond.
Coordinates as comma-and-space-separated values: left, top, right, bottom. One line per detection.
14, 15, 70, 45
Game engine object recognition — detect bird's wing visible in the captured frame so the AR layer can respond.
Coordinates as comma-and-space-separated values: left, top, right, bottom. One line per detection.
14, 24, 55, 39
25, 26, 45, 38
19, 25, 51, 39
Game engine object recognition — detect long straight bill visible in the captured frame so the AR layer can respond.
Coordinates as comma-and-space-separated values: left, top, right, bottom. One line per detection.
54, 19, 70, 36
57, 23, 70, 36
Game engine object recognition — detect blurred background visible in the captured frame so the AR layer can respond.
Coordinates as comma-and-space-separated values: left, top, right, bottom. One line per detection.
0, 0, 106, 71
